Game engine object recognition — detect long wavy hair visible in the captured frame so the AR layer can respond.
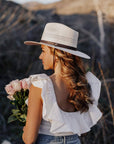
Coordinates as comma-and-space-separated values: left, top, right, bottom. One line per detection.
49, 46, 93, 113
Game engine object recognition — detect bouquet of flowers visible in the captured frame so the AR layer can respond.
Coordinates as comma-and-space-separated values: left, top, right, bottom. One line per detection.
5, 78, 31, 124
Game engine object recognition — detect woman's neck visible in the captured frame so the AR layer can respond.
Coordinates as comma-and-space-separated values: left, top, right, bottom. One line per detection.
54, 60, 61, 76
51, 68, 68, 93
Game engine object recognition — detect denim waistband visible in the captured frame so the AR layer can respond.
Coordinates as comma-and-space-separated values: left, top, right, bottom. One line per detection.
38, 133, 79, 142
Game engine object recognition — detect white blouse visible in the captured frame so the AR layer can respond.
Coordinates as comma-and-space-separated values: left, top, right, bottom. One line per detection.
25, 71, 103, 136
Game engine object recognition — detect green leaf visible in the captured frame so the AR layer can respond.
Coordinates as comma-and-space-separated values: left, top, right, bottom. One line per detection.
8, 115, 17, 123
12, 109, 20, 115
8, 89, 29, 124
18, 114, 26, 123
20, 114, 26, 120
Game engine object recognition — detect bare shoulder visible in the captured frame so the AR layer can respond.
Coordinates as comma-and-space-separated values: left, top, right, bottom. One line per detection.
29, 84, 42, 94
29, 84, 43, 104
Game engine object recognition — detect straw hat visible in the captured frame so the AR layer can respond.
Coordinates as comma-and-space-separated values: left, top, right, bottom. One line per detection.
24, 22, 90, 59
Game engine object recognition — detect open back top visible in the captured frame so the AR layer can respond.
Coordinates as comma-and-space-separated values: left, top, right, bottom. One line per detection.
25, 71, 103, 136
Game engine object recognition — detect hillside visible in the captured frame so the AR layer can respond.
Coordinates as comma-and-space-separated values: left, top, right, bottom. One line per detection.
23, 0, 114, 22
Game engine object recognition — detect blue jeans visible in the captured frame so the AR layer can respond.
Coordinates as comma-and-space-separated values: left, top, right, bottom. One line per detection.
35, 133, 81, 144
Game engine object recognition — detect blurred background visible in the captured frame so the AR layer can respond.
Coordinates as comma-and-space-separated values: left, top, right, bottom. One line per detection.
0, 0, 114, 143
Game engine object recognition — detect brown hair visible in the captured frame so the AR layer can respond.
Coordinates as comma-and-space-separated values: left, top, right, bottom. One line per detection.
49, 47, 93, 113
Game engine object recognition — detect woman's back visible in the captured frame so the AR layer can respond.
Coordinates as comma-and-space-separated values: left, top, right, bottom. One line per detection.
49, 74, 76, 112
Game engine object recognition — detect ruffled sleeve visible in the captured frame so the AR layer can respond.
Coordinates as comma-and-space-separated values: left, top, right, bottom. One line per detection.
86, 71, 101, 106
28, 74, 50, 118
25, 74, 48, 116
84, 71, 103, 126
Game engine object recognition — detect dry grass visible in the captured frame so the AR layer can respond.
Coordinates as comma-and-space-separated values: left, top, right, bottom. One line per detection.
98, 62, 114, 126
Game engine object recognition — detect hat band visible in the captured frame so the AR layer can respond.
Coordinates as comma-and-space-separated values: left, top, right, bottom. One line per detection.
40, 40, 77, 51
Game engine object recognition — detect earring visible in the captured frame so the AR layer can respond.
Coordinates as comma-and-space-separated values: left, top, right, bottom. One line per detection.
55, 56, 58, 62
53, 49, 56, 70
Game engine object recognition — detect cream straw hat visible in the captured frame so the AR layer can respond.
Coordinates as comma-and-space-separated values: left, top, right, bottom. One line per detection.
24, 22, 90, 59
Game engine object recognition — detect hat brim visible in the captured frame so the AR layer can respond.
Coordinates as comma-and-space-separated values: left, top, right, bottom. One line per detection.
24, 41, 90, 59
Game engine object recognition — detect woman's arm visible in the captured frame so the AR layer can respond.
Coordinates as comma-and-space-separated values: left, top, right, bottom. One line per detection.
22, 84, 43, 144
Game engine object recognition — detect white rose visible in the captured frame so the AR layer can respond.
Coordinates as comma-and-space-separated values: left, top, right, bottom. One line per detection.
10, 79, 21, 92
7, 95, 15, 101
20, 78, 31, 90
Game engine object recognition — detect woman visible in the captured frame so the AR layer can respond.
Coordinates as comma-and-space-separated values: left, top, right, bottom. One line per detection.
22, 23, 102, 144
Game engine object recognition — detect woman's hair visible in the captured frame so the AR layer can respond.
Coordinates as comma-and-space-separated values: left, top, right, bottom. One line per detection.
49, 46, 93, 113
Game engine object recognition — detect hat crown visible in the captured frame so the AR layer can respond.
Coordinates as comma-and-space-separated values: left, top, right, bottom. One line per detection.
41, 23, 79, 48
24, 22, 90, 59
